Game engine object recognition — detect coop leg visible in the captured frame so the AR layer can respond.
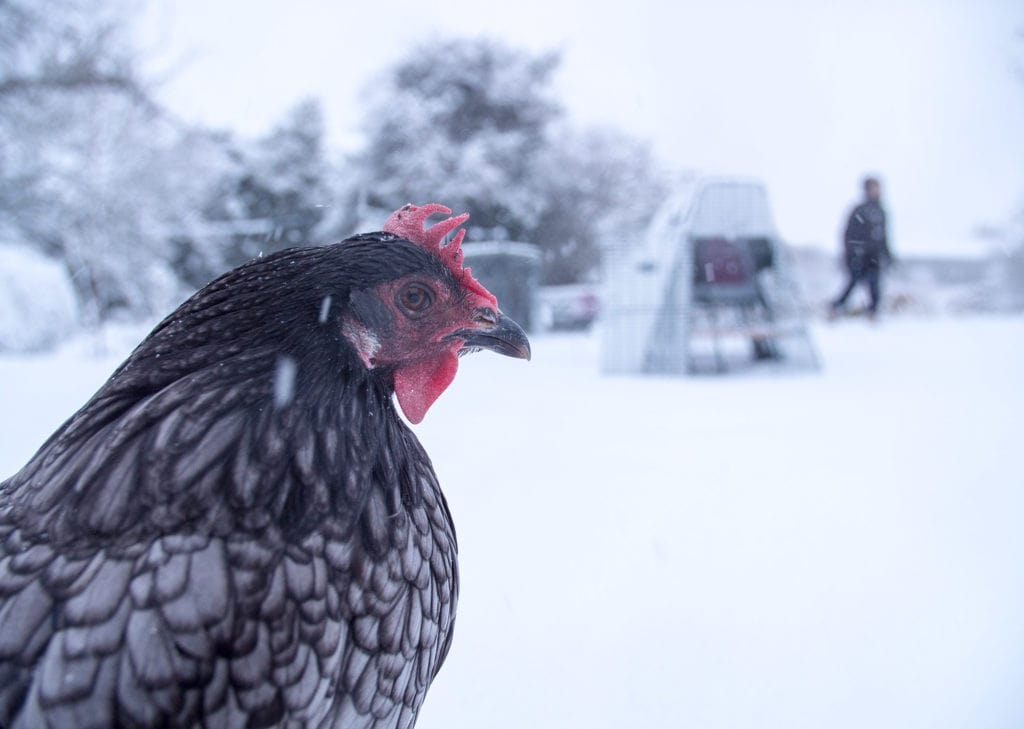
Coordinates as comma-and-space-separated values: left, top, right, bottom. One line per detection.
709, 304, 726, 373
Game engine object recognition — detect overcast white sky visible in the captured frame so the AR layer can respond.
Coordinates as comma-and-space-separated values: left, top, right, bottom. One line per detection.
138, 0, 1024, 256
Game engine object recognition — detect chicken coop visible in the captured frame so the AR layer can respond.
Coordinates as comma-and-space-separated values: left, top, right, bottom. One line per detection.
601, 177, 820, 374
461, 241, 541, 333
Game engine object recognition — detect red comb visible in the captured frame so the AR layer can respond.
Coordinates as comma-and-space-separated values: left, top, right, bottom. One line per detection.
383, 203, 497, 308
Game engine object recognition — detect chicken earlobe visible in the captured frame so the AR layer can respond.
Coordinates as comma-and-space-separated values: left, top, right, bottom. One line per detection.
393, 351, 459, 424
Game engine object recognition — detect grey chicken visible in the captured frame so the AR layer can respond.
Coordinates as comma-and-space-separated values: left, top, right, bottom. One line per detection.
0, 203, 530, 728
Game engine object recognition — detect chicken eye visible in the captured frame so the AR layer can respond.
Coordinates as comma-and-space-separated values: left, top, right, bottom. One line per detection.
397, 283, 434, 315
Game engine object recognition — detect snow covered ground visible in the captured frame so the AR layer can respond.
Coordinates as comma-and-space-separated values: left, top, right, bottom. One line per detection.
1, 316, 1022, 728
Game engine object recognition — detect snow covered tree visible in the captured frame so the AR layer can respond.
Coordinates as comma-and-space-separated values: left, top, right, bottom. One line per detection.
358, 38, 560, 241
0, 0, 186, 322
0, 0, 249, 322
199, 98, 332, 275
356, 38, 664, 285
0, 0, 145, 103
534, 126, 666, 284
1, 89, 234, 322
0, 4, 338, 319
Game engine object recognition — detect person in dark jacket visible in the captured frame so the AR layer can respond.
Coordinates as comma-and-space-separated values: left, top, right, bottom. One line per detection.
830, 176, 893, 317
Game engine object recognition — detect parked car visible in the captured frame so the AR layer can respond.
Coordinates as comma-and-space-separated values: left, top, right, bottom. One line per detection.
539, 284, 601, 331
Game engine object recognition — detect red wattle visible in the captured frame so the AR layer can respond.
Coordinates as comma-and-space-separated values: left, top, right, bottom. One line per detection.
393, 350, 460, 424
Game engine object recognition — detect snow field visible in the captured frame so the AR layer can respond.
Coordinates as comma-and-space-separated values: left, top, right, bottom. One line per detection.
416, 317, 1024, 729
1, 317, 1022, 728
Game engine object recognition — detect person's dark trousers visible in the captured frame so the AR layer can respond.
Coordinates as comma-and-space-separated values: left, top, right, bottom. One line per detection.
832, 268, 881, 314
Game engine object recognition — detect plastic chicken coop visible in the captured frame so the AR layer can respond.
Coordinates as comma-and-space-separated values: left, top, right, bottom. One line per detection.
601, 177, 819, 375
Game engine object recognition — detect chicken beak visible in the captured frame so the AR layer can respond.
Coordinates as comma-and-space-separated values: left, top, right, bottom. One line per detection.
457, 311, 532, 361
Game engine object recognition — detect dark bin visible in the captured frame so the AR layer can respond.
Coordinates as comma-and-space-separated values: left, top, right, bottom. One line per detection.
461, 242, 541, 333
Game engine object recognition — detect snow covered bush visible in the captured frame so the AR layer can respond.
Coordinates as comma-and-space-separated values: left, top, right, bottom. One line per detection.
0, 246, 79, 352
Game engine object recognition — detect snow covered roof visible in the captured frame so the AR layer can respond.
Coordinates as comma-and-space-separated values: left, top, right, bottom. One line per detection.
652, 176, 776, 239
